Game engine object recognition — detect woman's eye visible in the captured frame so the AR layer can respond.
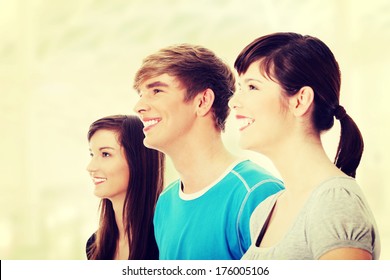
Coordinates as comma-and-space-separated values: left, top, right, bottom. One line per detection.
102, 152, 110, 157
248, 84, 258, 90
153, 89, 162, 94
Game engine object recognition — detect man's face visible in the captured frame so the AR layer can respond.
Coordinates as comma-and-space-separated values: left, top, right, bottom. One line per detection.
133, 74, 197, 154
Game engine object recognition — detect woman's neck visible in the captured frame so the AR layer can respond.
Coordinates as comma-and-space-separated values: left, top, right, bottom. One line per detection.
111, 198, 125, 236
270, 133, 345, 196
110, 197, 129, 259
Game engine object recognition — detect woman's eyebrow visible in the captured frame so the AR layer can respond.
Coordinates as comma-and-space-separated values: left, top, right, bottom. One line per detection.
244, 78, 263, 83
98, 147, 115, 151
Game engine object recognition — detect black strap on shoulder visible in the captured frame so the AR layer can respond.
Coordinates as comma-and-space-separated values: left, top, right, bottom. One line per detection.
255, 203, 276, 247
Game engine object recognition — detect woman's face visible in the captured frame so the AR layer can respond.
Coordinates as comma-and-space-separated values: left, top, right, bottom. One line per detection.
229, 60, 292, 154
86, 129, 130, 202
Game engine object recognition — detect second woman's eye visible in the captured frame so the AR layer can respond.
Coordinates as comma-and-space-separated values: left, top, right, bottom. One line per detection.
248, 84, 258, 90
102, 152, 111, 157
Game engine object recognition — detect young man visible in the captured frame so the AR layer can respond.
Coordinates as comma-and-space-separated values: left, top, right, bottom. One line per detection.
133, 44, 284, 260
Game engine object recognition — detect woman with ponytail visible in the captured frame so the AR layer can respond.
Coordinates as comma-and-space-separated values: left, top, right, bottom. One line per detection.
229, 32, 380, 259
85, 115, 165, 259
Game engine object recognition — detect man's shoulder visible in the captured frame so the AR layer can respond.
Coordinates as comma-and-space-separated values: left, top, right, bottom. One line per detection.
230, 160, 283, 190
233, 159, 272, 173
160, 179, 181, 196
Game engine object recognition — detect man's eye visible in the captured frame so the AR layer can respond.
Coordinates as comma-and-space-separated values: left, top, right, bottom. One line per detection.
153, 89, 162, 94
248, 84, 257, 90
102, 152, 110, 157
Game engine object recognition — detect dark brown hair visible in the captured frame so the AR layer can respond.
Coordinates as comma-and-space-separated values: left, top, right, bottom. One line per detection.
86, 115, 165, 259
235, 32, 363, 177
133, 44, 236, 131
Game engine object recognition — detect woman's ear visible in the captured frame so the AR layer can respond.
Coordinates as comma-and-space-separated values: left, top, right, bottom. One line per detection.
289, 86, 314, 117
195, 88, 215, 117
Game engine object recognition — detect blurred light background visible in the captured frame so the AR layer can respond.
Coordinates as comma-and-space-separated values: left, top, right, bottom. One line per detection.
0, 0, 389, 259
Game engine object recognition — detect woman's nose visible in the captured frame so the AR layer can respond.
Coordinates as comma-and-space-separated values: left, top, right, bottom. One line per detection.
86, 157, 97, 173
228, 93, 240, 109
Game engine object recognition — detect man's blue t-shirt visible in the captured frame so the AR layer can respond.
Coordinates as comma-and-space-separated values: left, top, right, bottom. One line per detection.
153, 159, 284, 260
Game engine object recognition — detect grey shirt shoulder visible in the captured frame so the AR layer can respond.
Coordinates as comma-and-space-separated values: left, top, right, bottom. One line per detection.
242, 177, 381, 260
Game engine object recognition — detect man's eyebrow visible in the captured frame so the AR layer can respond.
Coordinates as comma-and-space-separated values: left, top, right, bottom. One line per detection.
146, 81, 169, 89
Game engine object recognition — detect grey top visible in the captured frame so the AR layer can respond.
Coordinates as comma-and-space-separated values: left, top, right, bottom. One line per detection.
242, 177, 380, 260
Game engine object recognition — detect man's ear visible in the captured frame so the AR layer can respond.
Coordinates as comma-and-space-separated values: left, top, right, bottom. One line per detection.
195, 88, 215, 116
289, 86, 314, 117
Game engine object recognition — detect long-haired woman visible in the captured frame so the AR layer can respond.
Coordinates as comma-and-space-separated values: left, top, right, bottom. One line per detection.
86, 115, 164, 259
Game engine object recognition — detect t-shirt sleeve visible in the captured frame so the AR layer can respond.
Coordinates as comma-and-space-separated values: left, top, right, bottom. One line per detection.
306, 186, 376, 259
237, 180, 284, 254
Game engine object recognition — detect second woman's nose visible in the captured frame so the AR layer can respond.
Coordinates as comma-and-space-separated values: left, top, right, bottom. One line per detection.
228, 93, 241, 110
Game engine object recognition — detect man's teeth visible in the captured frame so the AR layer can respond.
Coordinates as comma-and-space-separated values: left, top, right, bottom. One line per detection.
144, 120, 159, 127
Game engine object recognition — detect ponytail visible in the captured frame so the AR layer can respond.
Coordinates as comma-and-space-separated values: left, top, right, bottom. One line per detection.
333, 106, 364, 178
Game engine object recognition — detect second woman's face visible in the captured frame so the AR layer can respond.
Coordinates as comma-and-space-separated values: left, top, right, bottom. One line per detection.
229, 61, 291, 154
86, 129, 130, 202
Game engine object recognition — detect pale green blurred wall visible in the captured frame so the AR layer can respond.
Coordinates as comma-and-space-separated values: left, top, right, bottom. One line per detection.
0, 0, 389, 259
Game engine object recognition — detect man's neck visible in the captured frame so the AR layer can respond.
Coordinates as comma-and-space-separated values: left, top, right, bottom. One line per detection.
169, 136, 237, 194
